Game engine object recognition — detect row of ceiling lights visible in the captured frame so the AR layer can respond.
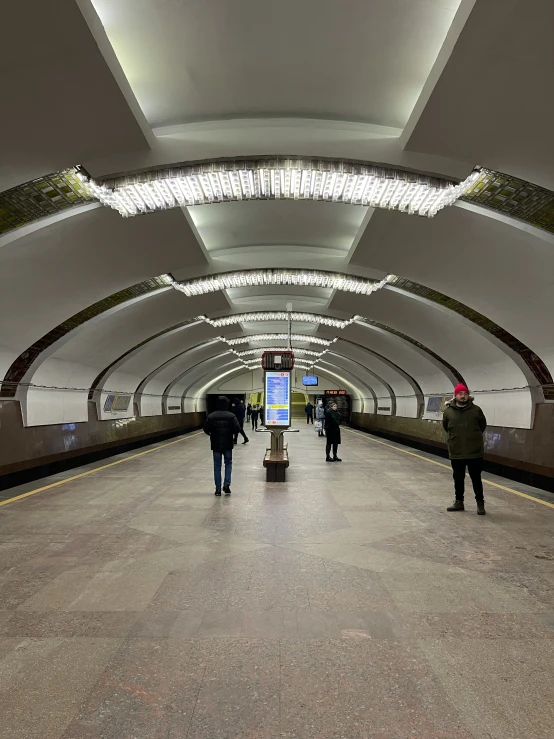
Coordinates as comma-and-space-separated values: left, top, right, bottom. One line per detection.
165, 270, 394, 297
79, 158, 479, 219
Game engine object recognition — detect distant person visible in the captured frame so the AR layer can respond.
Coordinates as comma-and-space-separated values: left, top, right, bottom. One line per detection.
259, 405, 264, 426
231, 397, 248, 445
442, 383, 487, 515
204, 396, 241, 496
315, 401, 325, 437
324, 401, 342, 462
251, 404, 259, 431
305, 401, 314, 424
231, 398, 248, 444
246, 402, 252, 421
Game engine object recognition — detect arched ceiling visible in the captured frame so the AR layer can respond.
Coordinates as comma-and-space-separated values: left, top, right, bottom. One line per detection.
1, 0, 553, 431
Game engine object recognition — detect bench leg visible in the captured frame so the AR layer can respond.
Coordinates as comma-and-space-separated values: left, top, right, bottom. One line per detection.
265, 463, 286, 482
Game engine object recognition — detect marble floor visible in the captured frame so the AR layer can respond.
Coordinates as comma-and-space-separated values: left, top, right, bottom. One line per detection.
0, 426, 553, 738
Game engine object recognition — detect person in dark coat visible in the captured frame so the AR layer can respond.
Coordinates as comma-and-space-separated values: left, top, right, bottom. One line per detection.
231, 398, 248, 445
259, 405, 264, 426
442, 383, 487, 514
305, 401, 314, 424
246, 403, 252, 421
251, 404, 259, 430
204, 396, 243, 495
324, 402, 342, 462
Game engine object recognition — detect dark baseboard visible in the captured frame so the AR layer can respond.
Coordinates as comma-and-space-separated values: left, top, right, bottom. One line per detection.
350, 423, 554, 495
0, 425, 202, 494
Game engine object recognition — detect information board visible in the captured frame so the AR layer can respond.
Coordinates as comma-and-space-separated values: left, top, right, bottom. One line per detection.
302, 375, 318, 386
264, 371, 291, 426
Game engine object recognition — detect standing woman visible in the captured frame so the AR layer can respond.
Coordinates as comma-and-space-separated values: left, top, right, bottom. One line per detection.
325, 402, 342, 462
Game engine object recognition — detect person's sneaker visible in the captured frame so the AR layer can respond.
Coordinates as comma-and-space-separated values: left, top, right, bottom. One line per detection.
242, 438, 249, 444
447, 500, 465, 512
223, 484, 232, 496
326, 456, 333, 462
215, 489, 222, 496
333, 457, 342, 462
477, 502, 486, 515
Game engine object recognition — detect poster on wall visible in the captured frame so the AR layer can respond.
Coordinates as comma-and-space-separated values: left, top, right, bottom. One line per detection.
424, 395, 448, 419
264, 371, 291, 426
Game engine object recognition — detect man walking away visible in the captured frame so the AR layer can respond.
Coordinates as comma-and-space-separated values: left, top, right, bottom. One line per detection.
305, 401, 314, 424
442, 383, 487, 515
204, 396, 241, 496
246, 402, 252, 422
251, 404, 259, 431
231, 398, 248, 445
315, 401, 325, 437
324, 401, 342, 462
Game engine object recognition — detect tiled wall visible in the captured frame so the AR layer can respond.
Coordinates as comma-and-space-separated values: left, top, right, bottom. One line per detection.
0, 400, 205, 476
351, 403, 554, 480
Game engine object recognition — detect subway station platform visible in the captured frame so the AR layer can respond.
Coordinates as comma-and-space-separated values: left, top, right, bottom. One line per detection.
1, 427, 553, 739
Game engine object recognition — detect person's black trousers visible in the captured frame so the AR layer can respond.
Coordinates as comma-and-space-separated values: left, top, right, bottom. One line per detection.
451, 458, 484, 501
251, 417, 258, 430
326, 442, 339, 458
234, 419, 245, 444
306, 414, 313, 424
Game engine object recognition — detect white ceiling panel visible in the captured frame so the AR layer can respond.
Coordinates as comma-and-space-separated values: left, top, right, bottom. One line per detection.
90, 0, 461, 129
188, 200, 368, 255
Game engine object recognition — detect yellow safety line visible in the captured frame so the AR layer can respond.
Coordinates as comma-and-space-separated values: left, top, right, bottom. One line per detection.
0, 431, 202, 508
344, 427, 554, 510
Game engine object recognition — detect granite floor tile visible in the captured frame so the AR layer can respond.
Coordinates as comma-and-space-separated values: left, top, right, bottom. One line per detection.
0, 611, 140, 638
60, 639, 207, 739
420, 638, 554, 739
0, 637, 122, 739
241, 610, 285, 638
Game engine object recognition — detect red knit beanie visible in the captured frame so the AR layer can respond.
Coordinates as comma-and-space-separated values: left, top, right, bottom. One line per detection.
454, 383, 469, 396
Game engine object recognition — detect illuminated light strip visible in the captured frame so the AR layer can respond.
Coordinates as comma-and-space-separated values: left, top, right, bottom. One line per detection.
221, 334, 336, 347
235, 347, 323, 358
77, 159, 480, 218
202, 312, 359, 329
166, 270, 394, 297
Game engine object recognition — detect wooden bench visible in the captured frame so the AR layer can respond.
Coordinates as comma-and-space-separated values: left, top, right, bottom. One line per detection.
263, 446, 289, 481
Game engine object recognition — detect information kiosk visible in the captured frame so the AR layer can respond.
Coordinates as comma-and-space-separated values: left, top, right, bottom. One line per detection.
260, 351, 298, 481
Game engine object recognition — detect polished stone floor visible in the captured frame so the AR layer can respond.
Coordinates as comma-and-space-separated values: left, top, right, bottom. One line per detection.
1, 426, 553, 739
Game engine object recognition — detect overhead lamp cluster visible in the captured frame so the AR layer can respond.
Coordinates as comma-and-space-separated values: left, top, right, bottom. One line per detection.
78, 158, 480, 218
167, 270, 393, 297
221, 334, 336, 347
235, 347, 323, 358
203, 311, 358, 329
242, 358, 312, 369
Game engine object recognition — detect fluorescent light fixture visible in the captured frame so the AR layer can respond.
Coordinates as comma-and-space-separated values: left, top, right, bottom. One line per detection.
235, 348, 323, 358
221, 334, 335, 347
167, 270, 394, 297
203, 312, 358, 329
78, 159, 480, 218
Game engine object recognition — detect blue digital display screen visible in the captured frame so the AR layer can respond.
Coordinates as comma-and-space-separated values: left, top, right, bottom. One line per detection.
265, 371, 291, 426
302, 375, 318, 386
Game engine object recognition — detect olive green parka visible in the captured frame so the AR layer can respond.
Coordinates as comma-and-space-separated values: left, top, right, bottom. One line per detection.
442, 398, 487, 460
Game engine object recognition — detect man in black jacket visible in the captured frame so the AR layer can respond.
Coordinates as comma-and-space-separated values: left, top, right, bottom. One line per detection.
231, 398, 247, 445
204, 396, 244, 496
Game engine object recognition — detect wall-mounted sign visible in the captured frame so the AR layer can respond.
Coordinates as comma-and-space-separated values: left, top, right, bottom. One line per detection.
103, 393, 131, 413
324, 389, 347, 395
302, 375, 318, 386
265, 371, 291, 426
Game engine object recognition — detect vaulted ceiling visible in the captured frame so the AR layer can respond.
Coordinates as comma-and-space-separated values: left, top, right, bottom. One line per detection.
1, 0, 553, 430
